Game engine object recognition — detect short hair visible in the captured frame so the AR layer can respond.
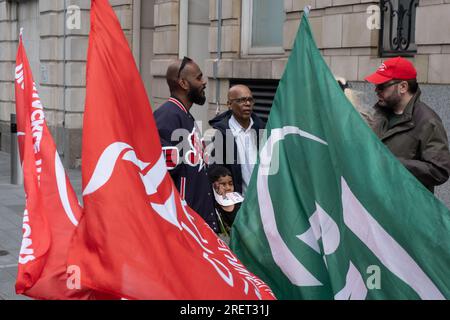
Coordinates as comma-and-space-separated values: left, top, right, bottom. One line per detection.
406, 79, 419, 94
166, 56, 194, 94
208, 165, 232, 184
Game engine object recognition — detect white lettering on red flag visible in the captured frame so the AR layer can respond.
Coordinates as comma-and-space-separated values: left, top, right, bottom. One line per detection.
67, 0, 275, 300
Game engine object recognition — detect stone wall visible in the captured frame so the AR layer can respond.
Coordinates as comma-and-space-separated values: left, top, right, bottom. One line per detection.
204, 1, 450, 90
0, 0, 18, 153
0, 0, 135, 168
204, 0, 379, 113
150, 0, 179, 109
416, 2, 450, 84
140, 0, 155, 100
39, 0, 133, 167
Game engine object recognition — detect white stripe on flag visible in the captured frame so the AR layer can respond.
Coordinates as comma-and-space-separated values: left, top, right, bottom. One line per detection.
341, 177, 444, 300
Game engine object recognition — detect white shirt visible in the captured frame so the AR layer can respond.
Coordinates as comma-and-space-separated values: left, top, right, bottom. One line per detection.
229, 115, 258, 195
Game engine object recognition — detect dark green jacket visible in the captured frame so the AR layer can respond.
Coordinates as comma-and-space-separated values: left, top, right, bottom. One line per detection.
371, 90, 450, 193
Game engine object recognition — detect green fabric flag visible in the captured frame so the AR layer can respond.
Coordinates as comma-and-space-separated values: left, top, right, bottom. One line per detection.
230, 14, 450, 300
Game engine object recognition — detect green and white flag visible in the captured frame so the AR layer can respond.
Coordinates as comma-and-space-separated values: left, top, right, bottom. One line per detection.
230, 15, 450, 300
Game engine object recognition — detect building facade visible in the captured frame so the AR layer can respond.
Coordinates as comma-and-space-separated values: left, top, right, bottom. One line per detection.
1, 0, 450, 203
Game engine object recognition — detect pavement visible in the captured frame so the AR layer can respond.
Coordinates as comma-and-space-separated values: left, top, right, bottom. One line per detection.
0, 151, 82, 300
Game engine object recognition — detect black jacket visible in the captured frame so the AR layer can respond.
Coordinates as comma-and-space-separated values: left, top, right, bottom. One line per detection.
154, 98, 218, 232
371, 90, 450, 193
208, 110, 266, 194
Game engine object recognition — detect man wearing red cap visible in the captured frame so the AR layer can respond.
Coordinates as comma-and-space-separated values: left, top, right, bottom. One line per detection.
365, 56, 450, 193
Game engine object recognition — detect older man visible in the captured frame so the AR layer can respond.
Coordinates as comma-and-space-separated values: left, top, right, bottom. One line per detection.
209, 85, 265, 195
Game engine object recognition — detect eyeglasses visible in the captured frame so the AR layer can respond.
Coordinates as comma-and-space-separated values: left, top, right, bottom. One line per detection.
375, 80, 402, 91
229, 96, 255, 105
178, 56, 192, 78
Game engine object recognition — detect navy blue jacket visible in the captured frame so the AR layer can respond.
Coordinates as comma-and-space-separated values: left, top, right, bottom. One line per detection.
154, 97, 218, 232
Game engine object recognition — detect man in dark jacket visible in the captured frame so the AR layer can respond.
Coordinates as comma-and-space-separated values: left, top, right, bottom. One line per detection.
154, 57, 218, 232
365, 57, 450, 193
209, 85, 266, 195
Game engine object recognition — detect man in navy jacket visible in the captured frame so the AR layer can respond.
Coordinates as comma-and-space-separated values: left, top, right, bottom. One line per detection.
154, 57, 218, 232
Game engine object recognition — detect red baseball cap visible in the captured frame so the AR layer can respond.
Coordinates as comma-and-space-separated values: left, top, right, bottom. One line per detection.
365, 57, 417, 85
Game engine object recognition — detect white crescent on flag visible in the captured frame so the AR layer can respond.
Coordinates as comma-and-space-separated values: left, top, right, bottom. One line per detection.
257, 126, 328, 287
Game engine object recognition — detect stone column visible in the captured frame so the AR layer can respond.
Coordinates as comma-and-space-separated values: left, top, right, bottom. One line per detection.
205, 0, 242, 117
416, 2, 450, 84
0, 0, 18, 152
38, 0, 134, 168
39, 0, 81, 168
150, 0, 179, 109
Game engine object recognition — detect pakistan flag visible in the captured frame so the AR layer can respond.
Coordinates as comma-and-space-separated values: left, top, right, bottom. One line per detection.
230, 15, 450, 300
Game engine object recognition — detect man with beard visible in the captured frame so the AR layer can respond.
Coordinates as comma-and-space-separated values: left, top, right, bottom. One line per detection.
365, 56, 450, 193
154, 56, 218, 232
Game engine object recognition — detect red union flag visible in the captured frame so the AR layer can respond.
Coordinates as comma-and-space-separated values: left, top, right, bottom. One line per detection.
67, 0, 275, 300
14, 31, 92, 299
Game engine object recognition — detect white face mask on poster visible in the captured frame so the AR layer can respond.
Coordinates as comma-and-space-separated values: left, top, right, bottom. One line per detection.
213, 189, 244, 207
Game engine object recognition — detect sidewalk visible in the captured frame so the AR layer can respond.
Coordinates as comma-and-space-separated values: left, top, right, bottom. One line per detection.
0, 151, 81, 300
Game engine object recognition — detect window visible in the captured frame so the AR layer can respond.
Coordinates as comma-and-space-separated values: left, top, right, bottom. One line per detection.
379, 0, 419, 57
241, 0, 285, 55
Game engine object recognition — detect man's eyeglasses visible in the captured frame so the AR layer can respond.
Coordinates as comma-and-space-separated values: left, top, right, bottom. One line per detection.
229, 96, 255, 105
178, 56, 192, 78
375, 80, 402, 91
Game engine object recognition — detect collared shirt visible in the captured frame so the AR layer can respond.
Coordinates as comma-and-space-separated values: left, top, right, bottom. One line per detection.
228, 115, 258, 195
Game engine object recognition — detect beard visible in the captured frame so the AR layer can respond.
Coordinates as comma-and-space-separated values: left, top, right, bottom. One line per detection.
378, 91, 401, 109
188, 87, 206, 105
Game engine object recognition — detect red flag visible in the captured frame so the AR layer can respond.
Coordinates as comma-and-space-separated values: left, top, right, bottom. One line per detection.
68, 0, 275, 300
14, 31, 95, 299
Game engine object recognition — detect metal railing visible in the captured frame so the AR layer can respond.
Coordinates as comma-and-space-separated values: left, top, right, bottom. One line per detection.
379, 0, 419, 57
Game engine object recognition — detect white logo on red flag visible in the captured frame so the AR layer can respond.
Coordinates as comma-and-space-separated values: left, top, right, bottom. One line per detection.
14, 30, 94, 300
30, 83, 45, 154
83, 142, 180, 228
19, 209, 36, 265
66, 0, 275, 300
15, 64, 25, 90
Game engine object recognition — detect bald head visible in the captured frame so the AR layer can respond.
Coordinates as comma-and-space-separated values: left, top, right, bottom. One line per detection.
228, 85, 251, 101
166, 60, 182, 93
227, 84, 254, 129
166, 57, 198, 94
165, 57, 207, 108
